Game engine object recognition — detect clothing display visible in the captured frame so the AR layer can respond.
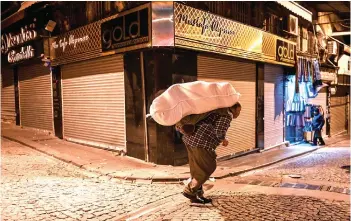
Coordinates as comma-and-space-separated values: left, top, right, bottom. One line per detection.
286, 114, 305, 127
286, 98, 306, 112
297, 57, 322, 88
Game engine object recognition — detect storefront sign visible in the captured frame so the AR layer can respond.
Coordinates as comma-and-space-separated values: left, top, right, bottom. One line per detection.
276, 39, 296, 64
101, 5, 150, 52
7, 45, 35, 63
174, 3, 262, 57
1, 24, 37, 54
51, 35, 89, 52
177, 13, 236, 37
49, 22, 98, 64
174, 3, 295, 67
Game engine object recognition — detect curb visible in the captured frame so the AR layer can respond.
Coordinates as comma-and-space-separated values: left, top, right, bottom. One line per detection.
2, 135, 319, 184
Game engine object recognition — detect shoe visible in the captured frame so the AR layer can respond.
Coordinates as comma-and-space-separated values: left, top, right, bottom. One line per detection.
182, 192, 212, 204
182, 191, 197, 201
194, 196, 212, 204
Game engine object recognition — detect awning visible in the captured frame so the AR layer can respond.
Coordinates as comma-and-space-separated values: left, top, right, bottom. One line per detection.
276, 1, 312, 23
1, 1, 38, 30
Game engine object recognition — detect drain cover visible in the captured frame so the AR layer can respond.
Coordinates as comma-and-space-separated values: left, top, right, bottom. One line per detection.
288, 174, 302, 178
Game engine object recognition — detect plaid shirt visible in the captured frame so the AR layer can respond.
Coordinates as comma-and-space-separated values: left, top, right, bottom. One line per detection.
182, 112, 233, 152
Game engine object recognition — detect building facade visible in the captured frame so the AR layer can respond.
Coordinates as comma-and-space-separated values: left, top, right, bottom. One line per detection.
1, 1, 349, 165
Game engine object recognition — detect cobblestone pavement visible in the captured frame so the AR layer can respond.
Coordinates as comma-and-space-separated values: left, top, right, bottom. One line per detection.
238, 147, 350, 187
1, 138, 181, 221
139, 191, 350, 221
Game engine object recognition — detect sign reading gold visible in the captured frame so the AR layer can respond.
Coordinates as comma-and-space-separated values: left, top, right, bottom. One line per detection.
101, 6, 150, 51
276, 39, 295, 64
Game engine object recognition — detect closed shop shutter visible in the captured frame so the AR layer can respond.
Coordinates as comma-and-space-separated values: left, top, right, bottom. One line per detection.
330, 95, 347, 136
308, 88, 327, 138
18, 63, 53, 131
264, 64, 284, 148
1, 67, 15, 122
198, 55, 256, 158
61, 55, 126, 151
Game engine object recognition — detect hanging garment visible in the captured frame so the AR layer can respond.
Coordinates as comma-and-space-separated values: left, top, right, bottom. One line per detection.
307, 60, 312, 82
304, 58, 309, 82
298, 58, 303, 82
310, 60, 315, 84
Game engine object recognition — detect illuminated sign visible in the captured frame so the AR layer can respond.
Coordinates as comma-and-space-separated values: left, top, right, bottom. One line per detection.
177, 13, 235, 37
276, 39, 296, 64
8, 45, 35, 63
1, 24, 37, 54
51, 35, 89, 52
101, 6, 150, 51
174, 3, 263, 60
174, 3, 296, 66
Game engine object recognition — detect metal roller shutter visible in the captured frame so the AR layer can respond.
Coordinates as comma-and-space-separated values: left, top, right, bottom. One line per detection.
18, 63, 53, 131
330, 95, 347, 136
61, 55, 126, 151
264, 64, 284, 148
1, 67, 15, 122
198, 55, 256, 158
308, 88, 327, 138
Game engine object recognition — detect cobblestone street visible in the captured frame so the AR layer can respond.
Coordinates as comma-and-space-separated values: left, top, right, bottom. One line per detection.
237, 137, 350, 187
1, 138, 181, 221
1, 137, 350, 221
139, 191, 350, 221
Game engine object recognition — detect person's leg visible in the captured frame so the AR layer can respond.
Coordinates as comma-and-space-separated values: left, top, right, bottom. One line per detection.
319, 136, 325, 145
187, 146, 195, 179
183, 147, 216, 203
183, 146, 196, 197
312, 131, 318, 145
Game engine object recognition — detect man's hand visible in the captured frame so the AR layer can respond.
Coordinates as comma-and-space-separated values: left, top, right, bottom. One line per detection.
222, 138, 229, 147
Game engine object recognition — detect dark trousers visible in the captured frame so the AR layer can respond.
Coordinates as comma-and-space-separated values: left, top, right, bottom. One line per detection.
313, 130, 325, 145
183, 146, 217, 196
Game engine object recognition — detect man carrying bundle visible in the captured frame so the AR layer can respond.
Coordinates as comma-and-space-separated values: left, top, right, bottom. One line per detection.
176, 103, 242, 204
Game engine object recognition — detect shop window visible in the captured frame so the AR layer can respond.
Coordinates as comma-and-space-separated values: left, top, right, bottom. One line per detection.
264, 13, 282, 36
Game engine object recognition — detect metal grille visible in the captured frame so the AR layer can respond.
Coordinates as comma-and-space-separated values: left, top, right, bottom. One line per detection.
262, 32, 277, 60
1, 67, 15, 122
61, 54, 126, 151
50, 13, 120, 66
197, 55, 256, 158
175, 2, 263, 61
18, 63, 53, 132
264, 64, 284, 148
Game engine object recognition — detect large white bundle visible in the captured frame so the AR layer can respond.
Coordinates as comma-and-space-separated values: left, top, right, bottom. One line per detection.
149, 81, 241, 126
